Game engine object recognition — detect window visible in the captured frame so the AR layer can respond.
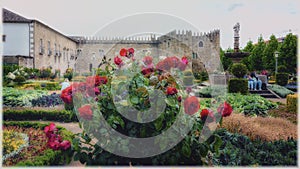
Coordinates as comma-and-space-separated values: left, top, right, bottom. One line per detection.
58, 45, 61, 56
55, 56, 57, 63
39, 39, 44, 54
54, 43, 57, 55
199, 41, 204, 47
192, 52, 198, 59
89, 63, 93, 72
47, 41, 51, 56
2, 35, 6, 42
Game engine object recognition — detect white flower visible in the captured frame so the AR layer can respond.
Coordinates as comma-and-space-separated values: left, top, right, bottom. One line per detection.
7, 72, 16, 80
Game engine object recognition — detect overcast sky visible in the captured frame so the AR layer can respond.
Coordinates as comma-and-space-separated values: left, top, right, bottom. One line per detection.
1, 0, 299, 48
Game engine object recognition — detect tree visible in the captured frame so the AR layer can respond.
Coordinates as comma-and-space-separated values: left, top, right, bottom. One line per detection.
249, 36, 266, 71
241, 40, 254, 71
262, 35, 279, 72
220, 48, 233, 71
278, 33, 297, 74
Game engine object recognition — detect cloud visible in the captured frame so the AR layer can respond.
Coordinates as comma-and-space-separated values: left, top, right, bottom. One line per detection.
228, 3, 244, 12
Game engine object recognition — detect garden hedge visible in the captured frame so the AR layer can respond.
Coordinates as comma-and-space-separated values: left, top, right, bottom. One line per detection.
228, 78, 248, 95
3, 121, 74, 166
3, 109, 78, 122
287, 94, 297, 113
276, 73, 289, 86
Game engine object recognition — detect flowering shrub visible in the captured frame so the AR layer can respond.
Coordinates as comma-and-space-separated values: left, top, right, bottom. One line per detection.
66, 48, 233, 165
44, 123, 71, 151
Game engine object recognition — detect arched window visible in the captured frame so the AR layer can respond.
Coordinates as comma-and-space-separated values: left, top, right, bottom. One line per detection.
199, 41, 204, 47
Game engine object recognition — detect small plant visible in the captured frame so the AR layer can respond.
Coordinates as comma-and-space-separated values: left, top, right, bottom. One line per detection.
276, 73, 289, 86
13, 75, 26, 84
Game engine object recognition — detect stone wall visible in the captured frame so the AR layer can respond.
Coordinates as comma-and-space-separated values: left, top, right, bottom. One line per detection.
33, 21, 77, 74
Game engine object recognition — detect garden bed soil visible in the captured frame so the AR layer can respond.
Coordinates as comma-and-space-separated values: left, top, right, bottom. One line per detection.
268, 104, 297, 124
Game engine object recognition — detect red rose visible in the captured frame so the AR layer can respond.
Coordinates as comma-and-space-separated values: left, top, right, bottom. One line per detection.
141, 67, 154, 75
177, 96, 182, 102
98, 76, 108, 85
143, 56, 153, 65
59, 140, 71, 150
128, 48, 135, 54
60, 86, 73, 104
44, 123, 57, 137
181, 56, 188, 65
184, 96, 200, 115
120, 48, 128, 57
114, 56, 123, 66
48, 140, 60, 150
166, 87, 178, 95
200, 109, 215, 122
217, 101, 233, 117
78, 104, 93, 120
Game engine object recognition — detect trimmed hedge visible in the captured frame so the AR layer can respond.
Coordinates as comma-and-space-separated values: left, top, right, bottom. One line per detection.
3, 109, 77, 122
287, 94, 297, 113
19, 82, 60, 90
230, 63, 247, 78
3, 121, 74, 166
276, 73, 289, 86
228, 78, 248, 95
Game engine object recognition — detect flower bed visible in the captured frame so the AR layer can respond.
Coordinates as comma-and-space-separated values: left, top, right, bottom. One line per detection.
3, 109, 77, 122
2, 130, 29, 161
201, 93, 278, 117
3, 121, 74, 166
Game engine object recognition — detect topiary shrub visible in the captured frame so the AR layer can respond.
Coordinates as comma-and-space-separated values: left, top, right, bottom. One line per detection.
276, 73, 289, 86
228, 78, 248, 95
230, 63, 248, 78
287, 94, 297, 113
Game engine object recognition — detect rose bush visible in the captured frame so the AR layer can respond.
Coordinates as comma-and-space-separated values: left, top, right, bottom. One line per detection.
61, 48, 233, 165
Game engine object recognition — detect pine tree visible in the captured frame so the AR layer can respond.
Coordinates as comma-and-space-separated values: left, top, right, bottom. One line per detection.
278, 33, 297, 74
262, 35, 279, 72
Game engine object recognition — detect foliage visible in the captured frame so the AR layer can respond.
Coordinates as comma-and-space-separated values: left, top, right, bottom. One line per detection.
3, 109, 77, 122
220, 48, 232, 71
278, 33, 297, 74
268, 84, 294, 98
249, 36, 266, 71
262, 35, 279, 71
277, 65, 287, 73
230, 63, 248, 78
3, 121, 74, 166
276, 73, 289, 86
38, 68, 52, 78
201, 93, 278, 117
14, 75, 26, 84
63, 68, 73, 81
212, 129, 297, 166
194, 71, 208, 81
286, 94, 297, 113
3, 130, 29, 161
2, 87, 47, 107
241, 41, 254, 70
228, 78, 248, 95
31, 93, 63, 107
19, 82, 60, 90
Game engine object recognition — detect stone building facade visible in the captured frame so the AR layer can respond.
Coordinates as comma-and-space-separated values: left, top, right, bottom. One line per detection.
3, 8, 220, 75
73, 29, 220, 74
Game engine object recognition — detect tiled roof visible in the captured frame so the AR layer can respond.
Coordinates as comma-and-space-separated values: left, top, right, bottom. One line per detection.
3, 8, 32, 23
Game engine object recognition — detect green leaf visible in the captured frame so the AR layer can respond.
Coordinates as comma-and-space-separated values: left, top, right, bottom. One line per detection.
130, 96, 139, 104
199, 143, 209, 157
165, 97, 177, 107
182, 142, 191, 158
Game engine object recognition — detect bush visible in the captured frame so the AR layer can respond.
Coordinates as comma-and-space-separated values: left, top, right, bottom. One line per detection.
31, 93, 63, 107
268, 84, 294, 98
3, 121, 74, 166
14, 75, 26, 84
63, 73, 73, 81
230, 63, 247, 78
193, 71, 209, 81
228, 78, 248, 95
213, 129, 297, 166
39, 68, 52, 78
3, 109, 77, 122
276, 73, 289, 86
287, 94, 297, 113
